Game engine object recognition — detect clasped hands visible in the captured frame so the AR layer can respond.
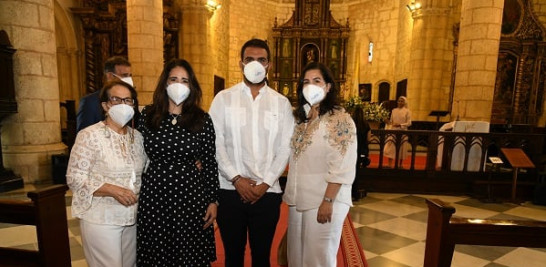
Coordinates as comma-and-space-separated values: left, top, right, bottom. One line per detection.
233, 176, 269, 204
98, 183, 138, 207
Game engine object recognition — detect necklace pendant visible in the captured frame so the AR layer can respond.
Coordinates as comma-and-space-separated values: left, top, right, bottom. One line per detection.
171, 117, 177, 125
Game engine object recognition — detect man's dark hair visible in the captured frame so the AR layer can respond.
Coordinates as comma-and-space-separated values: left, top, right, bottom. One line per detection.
104, 56, 131, 73
240, 39, 270, 61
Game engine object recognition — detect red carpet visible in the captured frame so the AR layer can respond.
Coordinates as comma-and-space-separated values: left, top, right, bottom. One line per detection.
212, 203, 368, 266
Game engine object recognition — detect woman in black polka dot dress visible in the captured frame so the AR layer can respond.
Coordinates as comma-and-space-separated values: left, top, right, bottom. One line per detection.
137, 59, 219, 266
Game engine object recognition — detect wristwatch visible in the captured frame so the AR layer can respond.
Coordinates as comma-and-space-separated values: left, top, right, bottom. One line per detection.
323, 197, 333, 203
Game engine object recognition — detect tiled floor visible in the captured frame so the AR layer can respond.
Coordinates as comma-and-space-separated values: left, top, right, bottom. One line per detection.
2, 184, 546, 266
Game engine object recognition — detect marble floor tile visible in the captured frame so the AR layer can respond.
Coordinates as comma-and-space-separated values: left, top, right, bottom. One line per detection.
366, 217, 427, 241
2, 187, 546, 266
358, 200, 427, 217
503, 206, 546, 221
381, 241, 426, 267
451, 250, 491, 267
493, 247, 546, 267
451, 203, 501, 219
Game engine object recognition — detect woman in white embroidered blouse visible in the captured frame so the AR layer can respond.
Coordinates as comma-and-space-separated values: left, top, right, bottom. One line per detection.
283, 62, 357, 266
66, 80, 147, 267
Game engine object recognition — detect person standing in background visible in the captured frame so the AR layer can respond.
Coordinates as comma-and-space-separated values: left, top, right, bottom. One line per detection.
383, 96, 412, 168
209, 38, 294, 267
77, 56, 133, 132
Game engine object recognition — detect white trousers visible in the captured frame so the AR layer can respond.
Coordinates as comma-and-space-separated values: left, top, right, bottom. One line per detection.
287, 203, 350, 267
80, 220, 136, 267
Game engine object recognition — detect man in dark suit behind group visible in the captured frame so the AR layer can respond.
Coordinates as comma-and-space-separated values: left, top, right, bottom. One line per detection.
76, 56, 133, 132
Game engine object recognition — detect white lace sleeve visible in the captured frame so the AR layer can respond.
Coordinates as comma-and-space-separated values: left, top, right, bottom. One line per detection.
66, 129, 104, 216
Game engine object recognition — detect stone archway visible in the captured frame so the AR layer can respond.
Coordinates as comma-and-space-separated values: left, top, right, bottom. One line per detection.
54, 0, 82, 132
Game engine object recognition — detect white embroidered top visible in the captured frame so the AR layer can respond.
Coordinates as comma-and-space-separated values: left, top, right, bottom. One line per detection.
66, 122, 147, 226
209, 82, 294, 193
283, 109, 357, 211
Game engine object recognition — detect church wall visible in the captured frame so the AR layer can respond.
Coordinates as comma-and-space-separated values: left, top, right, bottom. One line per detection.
226, 0, 294, 94
208, 0, 229, 107
54, 0, 83, 130
342, 0, 401, 102
0, 0, 66, 183
394, 0, 413, 85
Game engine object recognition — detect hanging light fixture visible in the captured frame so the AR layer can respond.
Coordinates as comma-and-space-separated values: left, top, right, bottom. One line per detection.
206, 0, 221, 12
406, 1, 422, 12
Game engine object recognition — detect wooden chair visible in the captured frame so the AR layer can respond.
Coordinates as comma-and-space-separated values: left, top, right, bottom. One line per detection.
0, 185, 71, 267
424, 198, 546, 267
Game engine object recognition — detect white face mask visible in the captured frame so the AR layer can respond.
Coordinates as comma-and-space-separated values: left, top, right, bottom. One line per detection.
243, 61, 267, 84
302, 84, 326, 106
108, 104, 134, 127
166, 83, 190, 105
112, 73, 134, 87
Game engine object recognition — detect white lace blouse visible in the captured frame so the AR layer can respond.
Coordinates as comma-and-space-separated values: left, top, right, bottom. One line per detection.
67, 122, 147, 226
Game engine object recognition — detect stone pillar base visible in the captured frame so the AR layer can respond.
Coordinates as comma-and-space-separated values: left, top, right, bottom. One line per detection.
3, 143, 67, 183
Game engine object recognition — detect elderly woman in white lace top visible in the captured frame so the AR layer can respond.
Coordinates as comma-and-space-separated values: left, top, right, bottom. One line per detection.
283, 62, 357, 267
67, 80, 147, 267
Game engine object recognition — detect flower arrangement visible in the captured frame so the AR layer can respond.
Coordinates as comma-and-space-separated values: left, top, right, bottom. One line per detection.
344, 96, 390, 122
363, 102, 390, 122
344, 95, 364, 112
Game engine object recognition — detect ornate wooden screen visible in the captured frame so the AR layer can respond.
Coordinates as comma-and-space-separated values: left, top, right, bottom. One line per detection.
272, 0, 349, 103
71, 0, 179, 94
492, 0, 546, 124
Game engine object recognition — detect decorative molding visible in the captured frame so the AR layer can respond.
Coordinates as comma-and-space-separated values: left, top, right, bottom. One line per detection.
272, 0, 349, 103
492, 0, 546, 124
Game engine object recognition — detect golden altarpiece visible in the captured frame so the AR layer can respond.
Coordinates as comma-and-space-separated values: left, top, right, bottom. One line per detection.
272, 0, 349, 103
71, 0, 179, 94
490, 0, 546, 124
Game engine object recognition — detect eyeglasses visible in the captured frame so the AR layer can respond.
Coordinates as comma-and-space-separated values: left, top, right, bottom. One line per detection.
243, 57, 269, 66
109, 96, 135, 106
110, 72, 132, 78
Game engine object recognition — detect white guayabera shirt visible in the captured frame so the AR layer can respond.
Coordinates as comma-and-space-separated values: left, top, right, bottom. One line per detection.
209, 82, 294, 193
66, 122, 147, 226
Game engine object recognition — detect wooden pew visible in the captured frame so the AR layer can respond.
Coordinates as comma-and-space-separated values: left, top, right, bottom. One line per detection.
423, 198, 546, 267
0, 185, 71, 267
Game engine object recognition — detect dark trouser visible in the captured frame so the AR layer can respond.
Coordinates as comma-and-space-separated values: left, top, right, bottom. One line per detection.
216, 189, 282, 267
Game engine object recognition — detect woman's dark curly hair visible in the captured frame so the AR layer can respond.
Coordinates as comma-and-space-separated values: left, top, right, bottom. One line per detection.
143, 58, 205, 132
294, 62, 341, 123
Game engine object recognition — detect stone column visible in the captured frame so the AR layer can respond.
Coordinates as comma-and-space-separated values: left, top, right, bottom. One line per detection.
0, 0, 66, 183
126, 0, 164, 105
452, 0, 504, 121
180, 2, 215, 109
407, 0, 454, 120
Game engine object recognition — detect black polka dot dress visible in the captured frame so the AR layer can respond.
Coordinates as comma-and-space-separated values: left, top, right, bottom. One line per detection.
136, 107, 219, 266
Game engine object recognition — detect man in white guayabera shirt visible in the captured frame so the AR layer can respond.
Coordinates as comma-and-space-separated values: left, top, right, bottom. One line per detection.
209, 38, 294, 267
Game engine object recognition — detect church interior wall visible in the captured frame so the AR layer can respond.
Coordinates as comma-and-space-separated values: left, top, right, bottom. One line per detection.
4, 0, 546, 183
329, 0, 406, 102
226, 0, 294, 93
